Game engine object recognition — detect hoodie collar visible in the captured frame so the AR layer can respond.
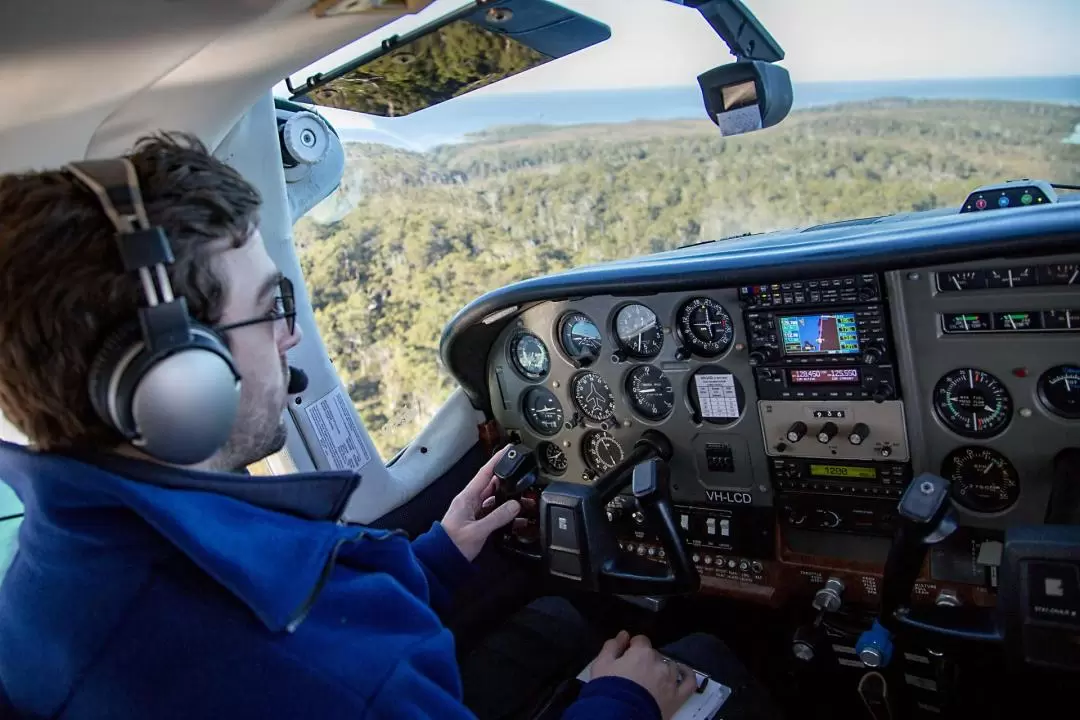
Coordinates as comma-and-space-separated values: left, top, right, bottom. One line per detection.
0, 441, 384, 633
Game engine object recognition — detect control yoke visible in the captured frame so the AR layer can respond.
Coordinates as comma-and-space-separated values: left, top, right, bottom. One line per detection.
494, 430, 700, 596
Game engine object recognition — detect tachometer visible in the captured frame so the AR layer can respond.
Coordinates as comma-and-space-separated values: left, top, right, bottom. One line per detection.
509, 332, 549, 380
537, 441, 568, 475
626, 365, 674, 420
572, 371, 616, 422
521, 387, 564, 436
559, 312, 602, 366
614, 303, 664, 358
941, 446, 1020, 513
583, 431, 623, 474
676, 297, 734, 357
1037, 364, 1080, 419
932, 368, 1012, 438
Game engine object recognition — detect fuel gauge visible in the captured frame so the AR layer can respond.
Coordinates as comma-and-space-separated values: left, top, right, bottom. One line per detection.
1038, 365, 1080, 419
936, 270, 986, 292
1039, 263, 1080, 286
992, 311, 1041, 331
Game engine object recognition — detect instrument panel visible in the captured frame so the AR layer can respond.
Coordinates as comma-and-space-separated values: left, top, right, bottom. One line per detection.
486, 252, 1080, 607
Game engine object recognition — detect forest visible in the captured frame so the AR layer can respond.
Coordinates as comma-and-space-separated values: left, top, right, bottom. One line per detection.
293, 99, 1080, 458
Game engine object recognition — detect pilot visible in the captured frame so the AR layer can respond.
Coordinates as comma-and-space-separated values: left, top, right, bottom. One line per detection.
0, 134, 775, 720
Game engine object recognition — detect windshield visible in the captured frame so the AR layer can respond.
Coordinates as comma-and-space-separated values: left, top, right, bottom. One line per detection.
289, 0, 1080, 459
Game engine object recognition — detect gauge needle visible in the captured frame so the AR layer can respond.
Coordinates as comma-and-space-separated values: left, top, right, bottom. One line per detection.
1066, 376, 1073, 392
962, 315, 969, 330
951, 276, 962, 291
1007, 315, 1016, 330
983, 461, 996, 475
1070, 269, 1078, 285
968, 369, 974, 388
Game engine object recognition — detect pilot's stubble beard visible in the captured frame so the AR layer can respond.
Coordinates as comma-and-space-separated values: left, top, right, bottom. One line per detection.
212, 361, 289, 472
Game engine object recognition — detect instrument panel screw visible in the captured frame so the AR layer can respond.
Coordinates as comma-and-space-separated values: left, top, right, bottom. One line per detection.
920, 481, 934, 495
908, 272, 920, 280
1019, 407, 1032, 418
552, 380, 560, 389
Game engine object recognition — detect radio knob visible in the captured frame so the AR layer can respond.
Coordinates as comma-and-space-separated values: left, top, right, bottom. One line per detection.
817, 422, 838, 444
748, 350, 769, 367
857, 285, 877, 301
848, 423, 870, 445
861, 342, 886, 365
785, 421, 807, 443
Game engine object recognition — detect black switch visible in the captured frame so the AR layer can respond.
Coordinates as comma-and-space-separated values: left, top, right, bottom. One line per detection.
1028, 562, 1080, 627
549, 506, 580, 552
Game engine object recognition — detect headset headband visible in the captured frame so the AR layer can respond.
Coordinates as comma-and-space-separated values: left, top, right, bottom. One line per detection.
65, 159, 194, 354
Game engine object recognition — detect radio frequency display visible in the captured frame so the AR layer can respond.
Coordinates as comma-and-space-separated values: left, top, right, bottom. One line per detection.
789, 368, 861, 384
809, 464, 876, 479
780, 312, 860, 355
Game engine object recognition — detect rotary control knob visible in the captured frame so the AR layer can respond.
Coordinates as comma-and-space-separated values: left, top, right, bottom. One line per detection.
935, 589, 962, 608
786, 421, 808, 443
632, 510, 646, 525
848, 422, 870, 445
606, 504, 624, 523
861, 342, 886, 366
748, 350, 769, 367
817, 422, 838, 444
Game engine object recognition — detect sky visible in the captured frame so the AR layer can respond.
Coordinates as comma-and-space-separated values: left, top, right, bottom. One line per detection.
281, 0, 1080, 97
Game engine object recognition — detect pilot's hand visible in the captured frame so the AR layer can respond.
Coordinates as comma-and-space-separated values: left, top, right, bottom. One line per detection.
441, 444, 522, 562
589, 631, 697, 720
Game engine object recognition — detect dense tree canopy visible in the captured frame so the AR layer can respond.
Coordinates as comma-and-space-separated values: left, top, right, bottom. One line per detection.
294, 99, 1080, 458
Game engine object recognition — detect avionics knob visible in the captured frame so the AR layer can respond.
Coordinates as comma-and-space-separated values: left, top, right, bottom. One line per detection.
748, 350, 769, 367
861, 342, 886, 365
786, 421, 808, 443
817, 422, 838, 444
812, 577, 845, 612
848, 423, 870, 445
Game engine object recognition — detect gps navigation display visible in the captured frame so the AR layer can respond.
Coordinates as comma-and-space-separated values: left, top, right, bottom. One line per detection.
780, 312, 860, 355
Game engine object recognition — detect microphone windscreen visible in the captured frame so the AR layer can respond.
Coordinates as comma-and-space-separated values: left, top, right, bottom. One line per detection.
287, 366, 309, 394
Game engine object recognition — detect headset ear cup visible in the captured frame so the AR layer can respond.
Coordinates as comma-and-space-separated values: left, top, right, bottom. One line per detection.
124, 324, 241, 465
87, 322, 145, 439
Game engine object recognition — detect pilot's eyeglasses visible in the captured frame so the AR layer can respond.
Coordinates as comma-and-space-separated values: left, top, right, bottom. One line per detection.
214, 276, 296, 335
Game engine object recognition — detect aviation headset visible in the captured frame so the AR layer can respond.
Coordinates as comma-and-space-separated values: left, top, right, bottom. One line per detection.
65, 158, 242, 465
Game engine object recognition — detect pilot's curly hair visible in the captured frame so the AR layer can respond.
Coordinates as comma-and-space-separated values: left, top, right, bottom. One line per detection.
0, 132, 260, 451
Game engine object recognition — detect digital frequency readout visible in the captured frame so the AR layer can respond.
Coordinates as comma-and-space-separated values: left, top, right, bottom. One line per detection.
789, 368, 861, 384
809, 464, 876, 479
780, 312, 860, 355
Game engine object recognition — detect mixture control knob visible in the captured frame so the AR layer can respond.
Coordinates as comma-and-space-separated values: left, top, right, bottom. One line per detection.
812, 576, 845, 612
935, 589, 962, 608
848, 423, 871, 445
786, 421, 808, 443
817, 422, 839, 444
791, 624, 820, 662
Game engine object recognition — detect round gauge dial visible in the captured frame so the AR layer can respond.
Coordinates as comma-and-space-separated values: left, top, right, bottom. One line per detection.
932, 368, 1012, 438
559, 312, 602, 366
676, 297, 734, 356
572, 371, 616, 422
626, 365, 675, 420
583, 431, 624, 474
1037, 364, 1080, 419
521, 387, 564, 436
941, 446, 1020, 513
537, 441, 568, 475
687, 366, 745, 425
509, 332, 549, 380
614, 303, 664, 358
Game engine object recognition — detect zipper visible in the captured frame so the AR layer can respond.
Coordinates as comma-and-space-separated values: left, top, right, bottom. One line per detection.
285, 527, 409, 633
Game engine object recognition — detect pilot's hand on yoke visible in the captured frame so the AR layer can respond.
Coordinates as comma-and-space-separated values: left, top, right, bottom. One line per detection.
590, 630, 697, 720
442, 444, 525, 561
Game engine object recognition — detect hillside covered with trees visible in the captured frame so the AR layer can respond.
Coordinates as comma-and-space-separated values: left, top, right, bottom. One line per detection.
294, 99, 1080, 458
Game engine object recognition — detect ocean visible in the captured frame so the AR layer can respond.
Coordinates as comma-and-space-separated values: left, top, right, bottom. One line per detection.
333, 75, 1080, 148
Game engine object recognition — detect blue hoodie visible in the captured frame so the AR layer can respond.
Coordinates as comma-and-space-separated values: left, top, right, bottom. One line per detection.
0, 441, 659, 719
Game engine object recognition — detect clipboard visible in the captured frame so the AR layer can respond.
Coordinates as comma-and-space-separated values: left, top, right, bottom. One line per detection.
574, 656, 732, 720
